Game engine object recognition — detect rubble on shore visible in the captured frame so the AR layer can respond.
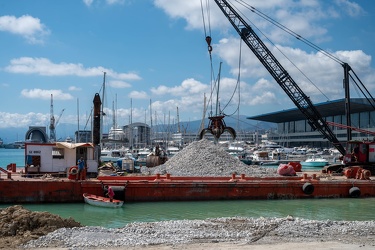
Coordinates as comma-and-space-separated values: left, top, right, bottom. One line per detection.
22, 216, 375, 249
0, 205, 82, 249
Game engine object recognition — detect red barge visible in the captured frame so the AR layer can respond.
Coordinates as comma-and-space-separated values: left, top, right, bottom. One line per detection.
1, 170, 374, 203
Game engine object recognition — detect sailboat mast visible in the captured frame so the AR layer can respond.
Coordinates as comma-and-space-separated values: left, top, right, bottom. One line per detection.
130, 98, 133, 148
177, 107, 180, 133
100, 72, 106, 145
77, 98, 79, 143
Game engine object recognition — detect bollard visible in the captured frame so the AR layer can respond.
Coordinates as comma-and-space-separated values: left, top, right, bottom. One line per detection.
301, 173, 308, 181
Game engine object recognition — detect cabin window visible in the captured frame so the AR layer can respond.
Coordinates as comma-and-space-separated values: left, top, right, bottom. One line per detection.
52, 148, 64, 159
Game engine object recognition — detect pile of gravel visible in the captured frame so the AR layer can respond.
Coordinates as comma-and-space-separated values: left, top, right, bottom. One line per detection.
22, 216, 375, 249
146, 139, 277, 177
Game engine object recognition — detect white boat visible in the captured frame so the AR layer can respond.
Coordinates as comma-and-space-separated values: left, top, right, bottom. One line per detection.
301, 155, 328, 167
252, 151, 270, 161
135, 148, 152, 166
101, 148, 129, 162
83, 193, 123, 208
166, 146, 180, 158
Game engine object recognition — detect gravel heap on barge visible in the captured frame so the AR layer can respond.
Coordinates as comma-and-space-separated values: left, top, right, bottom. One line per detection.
148, 139, 277, 177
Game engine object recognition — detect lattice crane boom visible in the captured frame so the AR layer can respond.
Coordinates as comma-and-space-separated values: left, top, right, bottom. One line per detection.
213, 0, 346, 155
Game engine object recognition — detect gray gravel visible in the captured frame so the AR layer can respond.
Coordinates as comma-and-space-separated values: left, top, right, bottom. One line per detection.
147, 139, 278, 177
22, 216, 375, 249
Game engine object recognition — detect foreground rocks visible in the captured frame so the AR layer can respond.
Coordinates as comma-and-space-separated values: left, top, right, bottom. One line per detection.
0, 205, 82, 249
1, 205, 374, 249
22, 216, 375, 249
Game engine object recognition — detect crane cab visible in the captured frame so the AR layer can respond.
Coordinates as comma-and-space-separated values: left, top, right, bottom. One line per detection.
343, 141, 375, 164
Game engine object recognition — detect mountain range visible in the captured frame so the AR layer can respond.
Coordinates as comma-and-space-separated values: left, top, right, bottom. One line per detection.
0, 115, 276, 144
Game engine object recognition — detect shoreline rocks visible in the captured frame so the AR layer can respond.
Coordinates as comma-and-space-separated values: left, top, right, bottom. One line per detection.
22, 216, 375, 249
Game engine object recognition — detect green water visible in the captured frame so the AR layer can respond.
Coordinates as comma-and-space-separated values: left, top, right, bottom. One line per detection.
1, 198, 375, 228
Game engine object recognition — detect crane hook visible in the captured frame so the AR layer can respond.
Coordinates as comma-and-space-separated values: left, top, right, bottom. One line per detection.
205, 36, 212, 53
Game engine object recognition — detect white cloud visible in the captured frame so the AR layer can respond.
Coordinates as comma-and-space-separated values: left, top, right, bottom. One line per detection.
334, 0, 364, 17
83, 0, 94, 6
21, 89, 74, 100
0, 15, 50, 44
129, 91, 148, 99
108, 80, 132, 88
151, 78, 208, 96
0, 112, 49, 128
5, 57, 142, 81
106, 0, 125, 5
83, 0, 125, 7
68, 86, 82, 91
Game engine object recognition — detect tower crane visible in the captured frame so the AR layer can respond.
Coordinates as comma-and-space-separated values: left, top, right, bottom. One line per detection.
49, 94, 65, 142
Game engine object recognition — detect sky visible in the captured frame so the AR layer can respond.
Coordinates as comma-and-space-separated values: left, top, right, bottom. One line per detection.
1, 0, 375, 140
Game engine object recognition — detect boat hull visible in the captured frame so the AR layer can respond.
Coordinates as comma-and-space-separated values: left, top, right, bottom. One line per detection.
1, 173, 375, 203
301, 162, 328, 167
83, 193, 123, 208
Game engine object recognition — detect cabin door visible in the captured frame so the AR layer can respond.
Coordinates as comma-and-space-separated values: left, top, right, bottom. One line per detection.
76, 147, 87, 164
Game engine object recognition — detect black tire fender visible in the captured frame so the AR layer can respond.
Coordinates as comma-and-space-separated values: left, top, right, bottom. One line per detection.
302, 182, 314, 195
349, 187, 361, 198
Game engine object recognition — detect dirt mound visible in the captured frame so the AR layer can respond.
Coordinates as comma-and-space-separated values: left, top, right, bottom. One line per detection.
0, 205, 82, 249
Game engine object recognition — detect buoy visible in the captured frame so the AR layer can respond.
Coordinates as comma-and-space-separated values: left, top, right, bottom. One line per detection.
69, 166, 78, 175
349, 187, 361, 198
363, 170, 371, 180
302, 182, 314, 195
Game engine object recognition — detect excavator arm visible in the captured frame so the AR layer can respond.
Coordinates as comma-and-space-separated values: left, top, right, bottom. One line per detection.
213, 0, 346, 155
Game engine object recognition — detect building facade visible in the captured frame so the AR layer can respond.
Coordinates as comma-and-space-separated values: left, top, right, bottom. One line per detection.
123, 122, 151, 148
248, 98, 375, 148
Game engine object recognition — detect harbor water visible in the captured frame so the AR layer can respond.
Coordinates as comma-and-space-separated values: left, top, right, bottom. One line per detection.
1, 199, 375, 228
1, 148, 375, 228
0, 148, 25, 169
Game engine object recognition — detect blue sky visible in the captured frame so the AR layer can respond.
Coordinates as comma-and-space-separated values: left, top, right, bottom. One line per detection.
1, 0, 374, 139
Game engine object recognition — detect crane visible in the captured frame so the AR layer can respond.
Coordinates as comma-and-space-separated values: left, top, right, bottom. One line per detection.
212, 0, 346, 155
49, 94, 65, 142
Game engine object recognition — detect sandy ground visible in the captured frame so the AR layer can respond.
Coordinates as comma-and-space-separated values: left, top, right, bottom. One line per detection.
33, 241, 373, 250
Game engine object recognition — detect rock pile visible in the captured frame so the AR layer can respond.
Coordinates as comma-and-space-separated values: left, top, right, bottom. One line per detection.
147, 139, 277, 177
22, 216, 375, 249
0, 205, 82, 249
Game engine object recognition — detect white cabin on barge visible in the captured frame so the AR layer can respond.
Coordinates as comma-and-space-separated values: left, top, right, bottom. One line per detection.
25, 142, 98, 176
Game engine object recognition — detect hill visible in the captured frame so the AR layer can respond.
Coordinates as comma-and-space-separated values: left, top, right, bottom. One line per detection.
0, 116, 276, 144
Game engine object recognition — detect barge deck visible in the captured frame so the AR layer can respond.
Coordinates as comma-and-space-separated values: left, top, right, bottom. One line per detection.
1, 171, 374, 203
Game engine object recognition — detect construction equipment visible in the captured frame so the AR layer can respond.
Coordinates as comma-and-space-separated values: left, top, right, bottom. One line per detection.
49, 94, 65, 142
212, 0, 345, 155
213, 0, 375, 174
200, 115, 236, 141
199, 61, 236, 141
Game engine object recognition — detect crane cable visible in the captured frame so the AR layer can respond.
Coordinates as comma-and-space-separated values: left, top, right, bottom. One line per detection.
201, 0, 243, 118
233, 0, 375, 126
201, 0, 220, 117
236, 0, 375, 107
234, 0, 344, 65
222, 38, 242, 116
229, 0, 330, 101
